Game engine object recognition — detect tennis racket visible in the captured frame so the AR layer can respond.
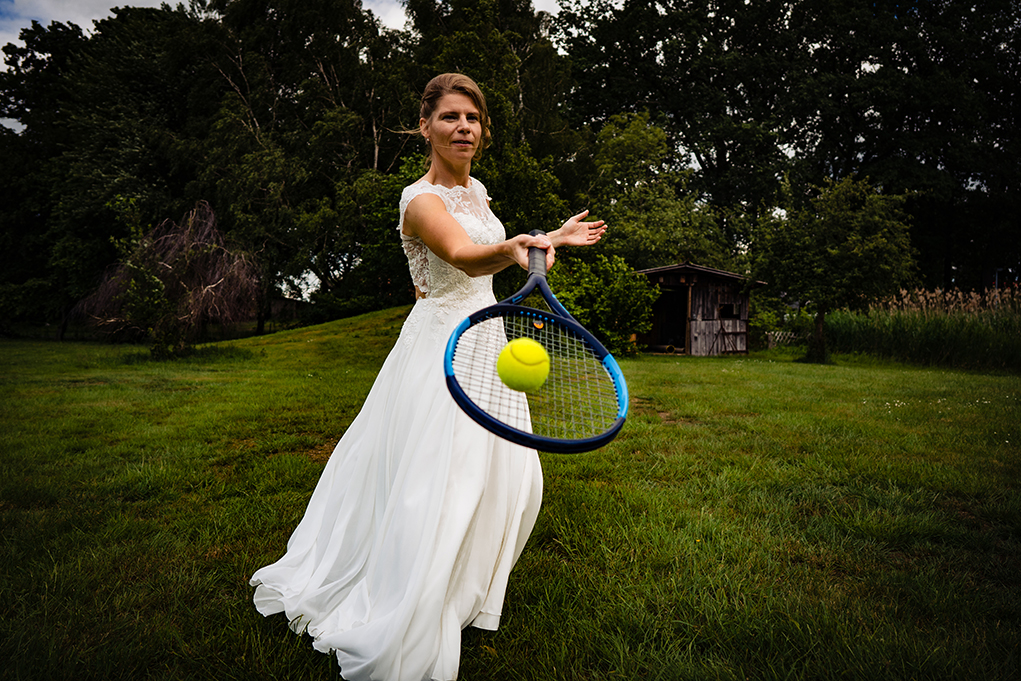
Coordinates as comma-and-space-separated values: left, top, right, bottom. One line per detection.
443, 230, 628, 453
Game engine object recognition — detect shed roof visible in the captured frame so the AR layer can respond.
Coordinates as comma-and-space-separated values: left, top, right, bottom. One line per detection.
636, 262, 765, 285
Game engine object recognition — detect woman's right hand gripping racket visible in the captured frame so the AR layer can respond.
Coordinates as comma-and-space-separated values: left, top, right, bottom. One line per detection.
444, 230, 628, 453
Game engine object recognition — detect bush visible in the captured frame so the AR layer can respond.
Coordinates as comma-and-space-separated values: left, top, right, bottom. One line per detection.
547, 254, 659, 356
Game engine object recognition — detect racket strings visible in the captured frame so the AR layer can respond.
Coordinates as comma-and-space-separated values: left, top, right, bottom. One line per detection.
451, 312, 621, 443
454, 319, 532, 433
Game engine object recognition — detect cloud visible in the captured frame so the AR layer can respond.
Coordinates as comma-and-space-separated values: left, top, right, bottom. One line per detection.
363, 0, 408, 30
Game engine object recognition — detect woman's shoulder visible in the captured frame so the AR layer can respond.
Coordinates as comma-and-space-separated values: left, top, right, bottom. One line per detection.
401, 181, 446, 206
469, 178, 492, 205
402, 180, 435, 199
399, 181, 450, 233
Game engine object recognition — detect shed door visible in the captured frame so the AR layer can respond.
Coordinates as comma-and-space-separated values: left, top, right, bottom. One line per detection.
657, 287, 687, 347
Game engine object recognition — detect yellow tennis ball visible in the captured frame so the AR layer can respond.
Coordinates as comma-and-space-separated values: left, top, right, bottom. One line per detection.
497, 337, 550, 393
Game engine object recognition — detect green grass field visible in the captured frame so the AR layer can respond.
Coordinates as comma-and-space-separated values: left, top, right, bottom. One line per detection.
2, 307, 1019, 680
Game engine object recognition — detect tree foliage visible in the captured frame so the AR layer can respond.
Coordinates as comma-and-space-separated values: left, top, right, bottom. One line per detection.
0, 20, 88, 332
0, 0, 1015, 346
558, 0, 1019, 289
582, 112, 734, 271
558, 0, 795, 230
755, 175, 918, 362
784, 0, 1020, 289
547, 254, 660, 356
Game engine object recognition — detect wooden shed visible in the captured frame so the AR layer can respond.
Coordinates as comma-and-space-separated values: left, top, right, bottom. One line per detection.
636, 263, 758, 356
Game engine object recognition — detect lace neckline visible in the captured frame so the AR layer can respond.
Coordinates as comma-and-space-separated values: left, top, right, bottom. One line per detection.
413, 177, 473, 192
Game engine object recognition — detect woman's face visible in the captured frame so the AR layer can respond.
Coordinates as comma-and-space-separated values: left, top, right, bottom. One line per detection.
421, 92, 482, 165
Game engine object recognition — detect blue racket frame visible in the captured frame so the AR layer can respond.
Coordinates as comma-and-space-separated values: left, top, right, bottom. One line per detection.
443, 231, 629, 453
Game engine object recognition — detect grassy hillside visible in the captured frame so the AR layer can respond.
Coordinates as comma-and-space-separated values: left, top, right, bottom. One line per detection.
1, 309, 1018, 680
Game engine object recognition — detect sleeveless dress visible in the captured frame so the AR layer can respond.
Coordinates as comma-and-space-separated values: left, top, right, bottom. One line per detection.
250, 178, 543, 681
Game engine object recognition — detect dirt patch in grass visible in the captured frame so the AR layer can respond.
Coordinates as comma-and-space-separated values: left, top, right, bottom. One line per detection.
631, 396, 700, 426
304, 440, 336, 463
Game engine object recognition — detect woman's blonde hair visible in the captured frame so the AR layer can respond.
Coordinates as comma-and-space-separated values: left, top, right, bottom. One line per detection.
419, 73, 492, 153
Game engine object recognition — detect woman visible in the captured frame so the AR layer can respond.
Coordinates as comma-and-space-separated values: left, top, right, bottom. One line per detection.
250, 73, 605, 681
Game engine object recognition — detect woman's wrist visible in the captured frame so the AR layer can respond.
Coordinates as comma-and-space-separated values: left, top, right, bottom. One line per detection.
547, 228, 563, 249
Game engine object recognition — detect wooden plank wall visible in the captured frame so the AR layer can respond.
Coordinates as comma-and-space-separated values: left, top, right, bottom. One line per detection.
690, 319, 748, 356
689, 280, 749, 356
690, 281, 748, 319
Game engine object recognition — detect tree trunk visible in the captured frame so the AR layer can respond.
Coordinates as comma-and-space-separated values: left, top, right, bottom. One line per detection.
256, 300, 267, 335
805, 309, 829, 363
58, 302, 74, 342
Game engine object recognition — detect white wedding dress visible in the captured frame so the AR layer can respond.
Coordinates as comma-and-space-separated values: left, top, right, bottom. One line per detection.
250, 178, 543, 681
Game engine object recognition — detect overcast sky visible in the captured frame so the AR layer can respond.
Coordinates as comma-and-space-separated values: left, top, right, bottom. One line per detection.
1, 0, 560, 57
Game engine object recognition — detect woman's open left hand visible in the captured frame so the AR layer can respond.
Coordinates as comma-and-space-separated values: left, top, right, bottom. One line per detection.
550, 210, 606, 248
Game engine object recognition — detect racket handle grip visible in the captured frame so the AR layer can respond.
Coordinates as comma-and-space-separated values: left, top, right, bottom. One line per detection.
528, 229, 548, 277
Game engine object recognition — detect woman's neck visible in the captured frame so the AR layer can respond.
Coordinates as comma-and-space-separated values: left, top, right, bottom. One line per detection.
424, 155, 472, 188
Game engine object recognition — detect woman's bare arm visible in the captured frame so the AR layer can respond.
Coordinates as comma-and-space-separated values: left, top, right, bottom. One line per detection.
403, 193, 554, 277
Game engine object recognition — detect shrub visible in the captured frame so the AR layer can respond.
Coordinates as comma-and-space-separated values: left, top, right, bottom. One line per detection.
546, 254, 659, 356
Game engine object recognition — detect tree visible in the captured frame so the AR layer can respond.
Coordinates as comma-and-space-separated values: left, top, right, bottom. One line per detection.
0, 20, 84, 148
0, 9, 227, 336
755, 175, 917, 362
583, 112, 733, 271
558, 0, 1019, 291
49, 7, 227, 310
298, 158, 427, 321
204, 0, 424, 328
0, 20, 87, 331
785, 0, 1020, 289
78, 202, 260, 357
557, 0, 795, 230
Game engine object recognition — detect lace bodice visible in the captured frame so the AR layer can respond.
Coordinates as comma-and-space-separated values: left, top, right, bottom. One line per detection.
398, 178, 505, 305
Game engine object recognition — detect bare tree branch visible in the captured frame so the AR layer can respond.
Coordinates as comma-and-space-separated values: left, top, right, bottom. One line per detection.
77, 201, 261, 356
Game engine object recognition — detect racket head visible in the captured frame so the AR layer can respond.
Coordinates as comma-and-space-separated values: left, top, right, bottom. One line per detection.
444, 303, 628, 453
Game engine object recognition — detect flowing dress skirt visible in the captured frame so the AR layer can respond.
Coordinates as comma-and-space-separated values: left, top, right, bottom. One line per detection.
250, 296, 543, 681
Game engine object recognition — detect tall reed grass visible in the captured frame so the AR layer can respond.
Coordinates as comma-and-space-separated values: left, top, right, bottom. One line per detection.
826, 286, 1021, 372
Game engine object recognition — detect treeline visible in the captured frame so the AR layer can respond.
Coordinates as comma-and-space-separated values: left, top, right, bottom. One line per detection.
1, 0, 1017, 338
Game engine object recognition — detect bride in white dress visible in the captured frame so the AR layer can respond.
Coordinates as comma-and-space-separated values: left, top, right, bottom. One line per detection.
250, 73, 605, 681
